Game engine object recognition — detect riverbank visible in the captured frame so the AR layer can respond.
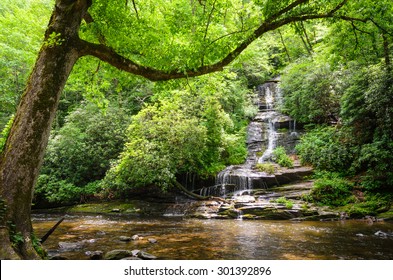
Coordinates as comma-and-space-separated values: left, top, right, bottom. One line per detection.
33, 191, 393, 222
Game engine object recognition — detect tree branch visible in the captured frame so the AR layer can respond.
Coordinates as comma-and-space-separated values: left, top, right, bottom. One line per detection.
267, 0, 309, 22
131, 0, 140, 20
78, 0, 360, 82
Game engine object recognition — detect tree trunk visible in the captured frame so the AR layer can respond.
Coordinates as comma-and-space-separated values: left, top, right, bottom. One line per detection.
0, 0, 89, 259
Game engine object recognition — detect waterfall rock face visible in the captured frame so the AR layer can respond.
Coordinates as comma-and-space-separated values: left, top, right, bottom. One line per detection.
212, 81, 311, 198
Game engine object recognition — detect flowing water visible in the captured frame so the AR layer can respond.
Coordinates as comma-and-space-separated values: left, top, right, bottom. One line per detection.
33, 213, 393, 260
213, 81, 299, 197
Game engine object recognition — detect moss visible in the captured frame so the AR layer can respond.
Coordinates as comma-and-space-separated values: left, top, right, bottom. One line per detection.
218, 208, 240, 218
377, 207, 393, 220
65, 201, 140, 214
241, 214, 258, 220
32, 234, 47, 259
255, 163, 276, 174
0, 198, 7, 225
38, 200, 171, 216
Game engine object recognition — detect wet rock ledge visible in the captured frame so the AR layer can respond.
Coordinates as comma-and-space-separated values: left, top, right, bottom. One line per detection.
169, 181, 341, 221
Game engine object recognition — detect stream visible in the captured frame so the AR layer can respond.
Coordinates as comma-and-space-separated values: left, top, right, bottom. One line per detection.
33, 213, 393, 260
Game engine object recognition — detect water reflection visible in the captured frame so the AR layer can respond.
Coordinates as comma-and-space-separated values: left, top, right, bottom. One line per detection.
32, 214, 393, 260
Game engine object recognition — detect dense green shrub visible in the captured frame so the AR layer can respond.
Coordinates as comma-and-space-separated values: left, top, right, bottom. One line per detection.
255, 163, 276, 174
34, 102, 129, 205
296, 126, 356, 173
272, 146, 293, 168
309, 172, 355, 206
355, 139, 393, 190
34, 175, 102, 205
280, 61, 343, 124
103, 73, 253, 194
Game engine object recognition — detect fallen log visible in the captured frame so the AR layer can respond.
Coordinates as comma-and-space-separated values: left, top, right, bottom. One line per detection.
40, 217, 64, 244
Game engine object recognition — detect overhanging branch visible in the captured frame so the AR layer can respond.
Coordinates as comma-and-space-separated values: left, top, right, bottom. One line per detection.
78, 0, 365, 81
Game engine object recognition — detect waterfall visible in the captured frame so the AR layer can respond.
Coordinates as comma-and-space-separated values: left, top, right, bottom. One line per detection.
214, 80, 298, 197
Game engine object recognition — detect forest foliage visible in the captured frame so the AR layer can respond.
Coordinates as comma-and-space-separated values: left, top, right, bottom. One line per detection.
1, 0, 393, 208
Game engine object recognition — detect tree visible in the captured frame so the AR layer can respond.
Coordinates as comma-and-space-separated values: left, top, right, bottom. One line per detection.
0, 0, 358, 259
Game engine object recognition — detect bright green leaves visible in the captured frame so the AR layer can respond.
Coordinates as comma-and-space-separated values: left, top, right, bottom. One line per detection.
107, 98, 208, 191
0, 0, 51, 128
43, 32, 65, 48
0, 115, 14, 153
280, 60, 343, 123
36, 102, 130, 205
104, 71, 253, 193
85, 0, 262, 71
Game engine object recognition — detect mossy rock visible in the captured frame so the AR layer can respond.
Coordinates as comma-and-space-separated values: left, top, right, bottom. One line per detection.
239, 206, 298, 220
218, 208, 241, 219
377, 207, 393, 221
104, 250, 135, 260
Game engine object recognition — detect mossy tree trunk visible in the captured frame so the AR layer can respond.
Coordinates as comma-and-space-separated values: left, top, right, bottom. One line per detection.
0, 0, 90, 259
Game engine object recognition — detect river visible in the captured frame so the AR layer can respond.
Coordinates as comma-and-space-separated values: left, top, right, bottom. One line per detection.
32, 213, 393, 260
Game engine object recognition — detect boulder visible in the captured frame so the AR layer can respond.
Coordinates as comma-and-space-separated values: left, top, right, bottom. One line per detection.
131, 234, 140, 240
137, 251, 157, 260
119, 236, 132, 242
85, 250, 104, 260
104, 250, 135, 260
375, 231, 390, 237
58, 241, 84, 251
238, 205, 299, 220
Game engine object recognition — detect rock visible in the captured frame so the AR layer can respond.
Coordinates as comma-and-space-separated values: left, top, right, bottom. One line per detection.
356, 233, 365, 237
85, 250, 104, 260
148, 238, 157, 244
58, 241, 84, 251
131, 249, 140, 256
111, 208, 121, 212
121, 257, 142, 260
189, 213, 213, 219
131, 234, 140, 240
104, 250, 135, 260
217, 208, 242, 219
119, 236, 132, 242
233, 195, 256, 204
375, 231, 389, 237
137, 251, 157, 260
238, 205, 292, 219
204, 200, 220, 207
317, 210, 340, 220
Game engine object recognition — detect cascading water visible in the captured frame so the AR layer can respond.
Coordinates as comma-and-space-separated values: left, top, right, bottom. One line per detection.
213, 81, 299, 198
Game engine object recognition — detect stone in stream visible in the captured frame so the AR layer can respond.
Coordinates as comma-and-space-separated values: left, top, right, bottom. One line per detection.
119, 236, 132, 242
137, 251, 158, 260
58, 241, 85, 251
131, 234, 140, 240
148, 238, 158, 244
104, 249, 136, 260
85, 250, 104, 260
375, 231, 389, 237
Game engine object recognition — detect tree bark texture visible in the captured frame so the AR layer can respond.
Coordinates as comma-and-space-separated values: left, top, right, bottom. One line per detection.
0, 0, 90, 259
